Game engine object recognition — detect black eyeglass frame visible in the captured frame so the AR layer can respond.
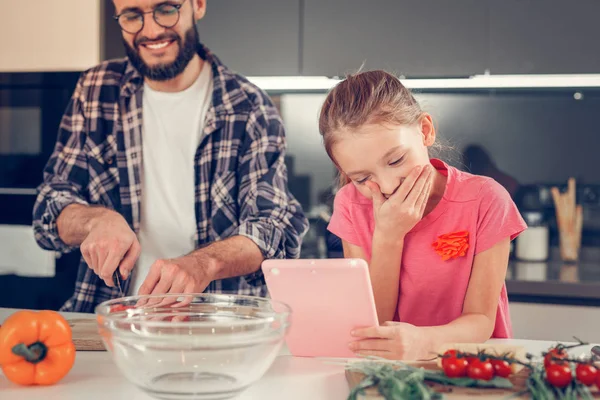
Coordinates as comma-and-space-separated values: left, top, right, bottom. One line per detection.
113, 2, 185, 34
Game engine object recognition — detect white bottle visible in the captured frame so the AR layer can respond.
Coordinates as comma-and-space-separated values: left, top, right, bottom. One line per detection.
516, 211, 549, 262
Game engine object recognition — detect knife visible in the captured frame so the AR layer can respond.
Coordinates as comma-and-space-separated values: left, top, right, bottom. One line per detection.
113, 269, 124, 297
592, 345, 600, 360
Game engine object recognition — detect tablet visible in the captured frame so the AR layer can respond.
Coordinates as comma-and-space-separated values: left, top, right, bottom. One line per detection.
261, 258, 379, 358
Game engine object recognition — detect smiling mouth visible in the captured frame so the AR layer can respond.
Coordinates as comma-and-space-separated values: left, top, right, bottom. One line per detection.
141, 40, 174, 50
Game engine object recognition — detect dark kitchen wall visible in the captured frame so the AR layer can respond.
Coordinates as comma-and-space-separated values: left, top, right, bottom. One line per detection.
416, 90, 600, 186
281, 88, 600, 212
279, 88, 600, 258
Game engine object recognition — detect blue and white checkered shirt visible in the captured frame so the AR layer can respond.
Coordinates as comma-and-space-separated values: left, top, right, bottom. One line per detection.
33, 44, 308, 312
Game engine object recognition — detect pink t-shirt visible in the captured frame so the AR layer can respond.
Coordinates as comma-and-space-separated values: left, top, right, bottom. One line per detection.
327, 159, 527, 338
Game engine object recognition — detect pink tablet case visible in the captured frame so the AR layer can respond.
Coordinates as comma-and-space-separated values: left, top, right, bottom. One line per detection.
262, 258, 379, 358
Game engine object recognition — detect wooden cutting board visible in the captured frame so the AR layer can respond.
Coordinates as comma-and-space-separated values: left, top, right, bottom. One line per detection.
67, 318, 106, 351
345, 361, 600, 399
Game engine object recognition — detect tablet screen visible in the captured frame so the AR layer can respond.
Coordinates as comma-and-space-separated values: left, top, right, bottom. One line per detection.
262, 258, 379, 358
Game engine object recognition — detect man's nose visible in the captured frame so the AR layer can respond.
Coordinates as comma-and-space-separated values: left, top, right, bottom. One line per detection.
139, 14, 167, 40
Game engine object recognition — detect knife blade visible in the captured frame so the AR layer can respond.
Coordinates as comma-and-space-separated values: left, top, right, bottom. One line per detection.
592, 345, 600, 360
113, 269, 124, 297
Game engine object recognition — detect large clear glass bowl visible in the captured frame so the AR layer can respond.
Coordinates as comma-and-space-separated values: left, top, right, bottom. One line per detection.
95, 293, 291, 400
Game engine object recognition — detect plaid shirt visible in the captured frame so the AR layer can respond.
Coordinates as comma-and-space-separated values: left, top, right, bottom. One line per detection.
33, 44, 308, 313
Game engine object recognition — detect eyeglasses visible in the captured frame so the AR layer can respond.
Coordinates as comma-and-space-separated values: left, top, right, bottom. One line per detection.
114, 2, 185, 34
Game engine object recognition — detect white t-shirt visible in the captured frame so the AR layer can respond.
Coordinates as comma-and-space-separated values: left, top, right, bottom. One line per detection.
129, 63, 214, 295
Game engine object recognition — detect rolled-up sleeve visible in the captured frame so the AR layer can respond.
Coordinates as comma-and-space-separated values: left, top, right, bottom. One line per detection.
32, 75, 90, 253
235, 106, 309, 273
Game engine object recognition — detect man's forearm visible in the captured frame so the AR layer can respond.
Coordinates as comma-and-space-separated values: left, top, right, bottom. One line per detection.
188, 235, 265, 280
56, 204, 111, 247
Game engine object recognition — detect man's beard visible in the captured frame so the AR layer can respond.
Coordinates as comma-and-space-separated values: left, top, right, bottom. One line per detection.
124, 24, 199, 81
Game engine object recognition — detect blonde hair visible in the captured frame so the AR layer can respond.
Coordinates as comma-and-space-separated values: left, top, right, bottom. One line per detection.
318, 70, 424, 187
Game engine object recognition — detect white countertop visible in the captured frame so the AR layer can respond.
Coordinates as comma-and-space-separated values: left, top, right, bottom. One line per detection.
0, 307, 596, 400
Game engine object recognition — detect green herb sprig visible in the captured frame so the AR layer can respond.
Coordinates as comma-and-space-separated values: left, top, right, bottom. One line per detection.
346, 359, 512, 400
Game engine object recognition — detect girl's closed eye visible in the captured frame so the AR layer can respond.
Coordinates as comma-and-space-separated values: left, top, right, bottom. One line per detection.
389, 157, 404, 166
355, 176, 370, 184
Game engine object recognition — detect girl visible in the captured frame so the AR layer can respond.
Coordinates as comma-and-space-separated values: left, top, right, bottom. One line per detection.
320, 71, 527, 360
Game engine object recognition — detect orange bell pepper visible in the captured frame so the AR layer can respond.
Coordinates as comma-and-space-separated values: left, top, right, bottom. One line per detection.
0, 310, 75, 385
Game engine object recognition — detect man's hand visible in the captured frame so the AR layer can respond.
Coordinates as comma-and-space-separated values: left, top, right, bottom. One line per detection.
79, 209, 141, 287
137, 253, 217, 305
135, 236, 264, 307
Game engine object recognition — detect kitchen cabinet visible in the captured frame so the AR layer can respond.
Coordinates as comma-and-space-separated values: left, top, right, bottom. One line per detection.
105, 0, 600, 78
1, 0, 107, 72
197, 0, 301, 76
5, 1, 600, 81
302, 0, 488, 78
489, 0, 600, 74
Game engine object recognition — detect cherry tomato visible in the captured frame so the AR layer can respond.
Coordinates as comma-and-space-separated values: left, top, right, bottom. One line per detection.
164, 315, 191, 322
546, 364, 572, 388
575, 364, 597, 386
441, 350, 459, 369
467, 359, 494, 381
544, 347, 568, 368
466, 356, 479, 364
443, 357, 469, 378
490, 359, 512, 378
596, 367, 600, 388
109, 304, 134, 313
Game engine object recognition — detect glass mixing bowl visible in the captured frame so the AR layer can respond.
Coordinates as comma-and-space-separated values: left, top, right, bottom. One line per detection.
95, 293, 291, 400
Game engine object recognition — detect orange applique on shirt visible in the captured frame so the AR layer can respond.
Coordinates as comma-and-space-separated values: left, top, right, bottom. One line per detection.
432, 230, 470, 261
